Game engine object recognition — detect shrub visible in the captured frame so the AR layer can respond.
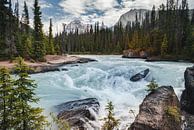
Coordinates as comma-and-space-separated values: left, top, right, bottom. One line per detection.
146, 80, 159, 92
102, 101, 120, 130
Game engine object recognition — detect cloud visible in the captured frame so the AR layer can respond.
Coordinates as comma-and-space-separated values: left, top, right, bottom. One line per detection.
12, 0, 194, 34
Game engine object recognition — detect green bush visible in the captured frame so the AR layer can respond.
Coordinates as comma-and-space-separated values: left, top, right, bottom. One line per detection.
146, 80, 159, 92
102, 101, 120, 130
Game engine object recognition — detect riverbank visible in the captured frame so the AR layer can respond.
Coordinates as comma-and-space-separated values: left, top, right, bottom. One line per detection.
0, 55, 96, 74
122, 49, 194, 63
123, 53, 194, 63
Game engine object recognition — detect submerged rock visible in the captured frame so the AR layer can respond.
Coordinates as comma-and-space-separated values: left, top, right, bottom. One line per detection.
130, 86, 181, 130
130, 69, 149, 82
55, 98, 100, 129
181, 66, 194, 114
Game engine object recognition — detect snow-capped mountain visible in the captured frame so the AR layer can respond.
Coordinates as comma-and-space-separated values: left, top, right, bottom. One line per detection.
117, 9, 149, 27
64, 19, 90, 33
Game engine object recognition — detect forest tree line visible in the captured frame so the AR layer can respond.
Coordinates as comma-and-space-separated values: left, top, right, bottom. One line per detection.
1, 0, 194, 60
55, 0, 194, 59
0, 0, 57, 61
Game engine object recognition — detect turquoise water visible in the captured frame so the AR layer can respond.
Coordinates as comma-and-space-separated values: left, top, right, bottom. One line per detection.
32, 55, 193, 129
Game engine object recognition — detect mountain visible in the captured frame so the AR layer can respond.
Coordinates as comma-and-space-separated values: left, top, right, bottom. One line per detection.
117, 9, 194, 28
117, 9, 148, 27
64, 19, 89, 33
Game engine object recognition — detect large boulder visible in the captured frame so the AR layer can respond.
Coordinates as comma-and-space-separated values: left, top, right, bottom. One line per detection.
181, 66, 194, 114
130, 86, 181, 130
55, 98, 100, 129
130, 69, 149, 82
122, 49, 148, 59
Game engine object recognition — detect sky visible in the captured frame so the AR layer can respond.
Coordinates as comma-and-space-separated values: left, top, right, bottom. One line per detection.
15, 0, 194, 34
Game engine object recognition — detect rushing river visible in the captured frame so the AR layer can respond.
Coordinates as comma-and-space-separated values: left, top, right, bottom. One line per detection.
31, 55, 193, 129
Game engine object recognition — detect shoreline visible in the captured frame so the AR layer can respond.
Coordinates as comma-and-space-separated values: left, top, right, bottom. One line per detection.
0, 55, 97, 74
122, 55, 194, 63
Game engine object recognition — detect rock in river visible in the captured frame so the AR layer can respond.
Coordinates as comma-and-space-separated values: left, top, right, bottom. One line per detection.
130, 86, 181, 130
130, 69, 150, 82
55, 98, 100, 130
181, 66, 194, 114
122, 49, 148, 59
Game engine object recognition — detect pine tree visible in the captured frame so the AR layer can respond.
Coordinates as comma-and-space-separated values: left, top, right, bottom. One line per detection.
16, 2, 31, 59
161, 34, 168, 56
0, 0, 8, 58
102, 101, 120, 130
22, 1, 29, 34
33, 0, 45, 61
191, 10, 194, 25
48, 18, 55, 54
151, 5, 156, 29
147, 80, 159, 92
0, 67, 14, 130
13, 57, 47, 130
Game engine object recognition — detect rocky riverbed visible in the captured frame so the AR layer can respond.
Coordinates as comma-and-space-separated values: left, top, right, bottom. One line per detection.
0, 55, 96, 74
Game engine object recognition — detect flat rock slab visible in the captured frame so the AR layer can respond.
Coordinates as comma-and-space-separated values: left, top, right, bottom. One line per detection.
0, 55, 97, 74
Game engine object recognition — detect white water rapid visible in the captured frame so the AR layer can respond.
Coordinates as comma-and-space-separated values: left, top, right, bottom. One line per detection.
31, 55, 193, 130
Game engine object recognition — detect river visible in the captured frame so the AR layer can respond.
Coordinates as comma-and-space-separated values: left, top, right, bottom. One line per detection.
31, 55, 193, 129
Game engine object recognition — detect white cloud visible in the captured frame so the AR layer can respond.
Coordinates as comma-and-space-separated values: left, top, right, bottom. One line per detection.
57, 0, 168, 29
12, 0, 194, 34
59, 0, 87, 17
58, 0, 194, 27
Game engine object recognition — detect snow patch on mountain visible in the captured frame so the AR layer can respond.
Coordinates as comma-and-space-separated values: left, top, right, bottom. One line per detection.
64, 19, 90, 33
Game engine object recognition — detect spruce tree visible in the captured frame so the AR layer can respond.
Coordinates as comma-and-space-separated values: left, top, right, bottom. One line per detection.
33, 0, 46, 61
13, 57, 47, 130
102, 101, 120, 130
22, 1, 29, 34
192, 11, 194, 25
18, 1, 31, 59
48, 18, 55, 54
0, 67, 14, 130
161, 34, 168, 56
0, 0, 8, 58
151, 5, 156, 29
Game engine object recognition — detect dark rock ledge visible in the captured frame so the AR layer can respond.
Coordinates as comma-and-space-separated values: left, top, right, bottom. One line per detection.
55, 98, 100, 130
130, 69, 150, 82
181, 66, 194, 130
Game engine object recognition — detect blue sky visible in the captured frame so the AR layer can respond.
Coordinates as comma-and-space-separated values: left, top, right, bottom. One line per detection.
15, 0, 194, 34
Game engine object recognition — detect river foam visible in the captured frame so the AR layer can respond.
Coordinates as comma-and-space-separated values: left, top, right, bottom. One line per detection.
32, 55, 193, 129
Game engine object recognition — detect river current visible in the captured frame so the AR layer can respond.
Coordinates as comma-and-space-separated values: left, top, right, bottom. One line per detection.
31, 55, 193, 129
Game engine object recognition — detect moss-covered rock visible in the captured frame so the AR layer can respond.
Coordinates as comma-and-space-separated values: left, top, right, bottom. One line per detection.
130, 86, 181, 130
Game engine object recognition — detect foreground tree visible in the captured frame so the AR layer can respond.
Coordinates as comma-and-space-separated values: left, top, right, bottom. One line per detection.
13, 57, 47, 129
0, 67, 14, 130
